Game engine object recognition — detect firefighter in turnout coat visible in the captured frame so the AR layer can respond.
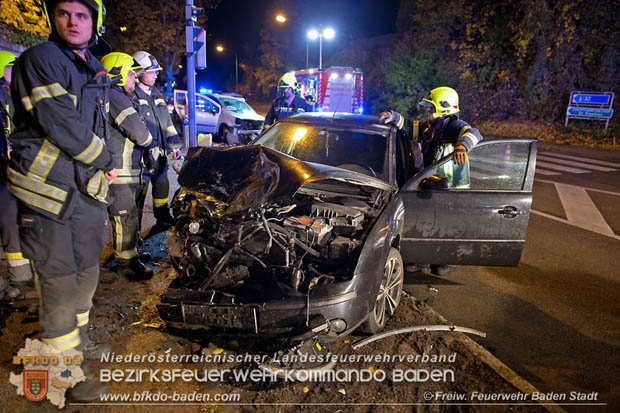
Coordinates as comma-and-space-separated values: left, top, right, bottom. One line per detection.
1, 50, 34, 299
7, 0, 116, 401
132, 50, 181, 229
101, 52, 154, 281
380, 86, 483, 275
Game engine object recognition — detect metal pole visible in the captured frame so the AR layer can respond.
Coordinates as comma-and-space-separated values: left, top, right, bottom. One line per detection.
235, 52, 238, 93
306, 40, 309, 69
319, 34, 322, 70
186, 0, 197, 147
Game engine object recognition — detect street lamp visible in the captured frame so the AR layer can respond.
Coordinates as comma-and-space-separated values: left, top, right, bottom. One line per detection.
275, 14, 286, 23
216, 45, 238, 93
307, 27, 334, 70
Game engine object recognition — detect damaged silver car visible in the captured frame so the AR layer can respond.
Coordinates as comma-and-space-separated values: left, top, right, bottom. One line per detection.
158, 113, 537, 341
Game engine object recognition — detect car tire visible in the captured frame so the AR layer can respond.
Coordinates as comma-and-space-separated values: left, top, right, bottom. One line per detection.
361, 247, 404, 334
219, 124, 230, 140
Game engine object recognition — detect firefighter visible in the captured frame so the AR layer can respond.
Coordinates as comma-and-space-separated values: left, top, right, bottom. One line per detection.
101, 52, 154, 281
264, 72, 313, 126
132, 50, 181, 229
380, 86, 483, 275
7, 0, 115, 401
1, 50, 34, 300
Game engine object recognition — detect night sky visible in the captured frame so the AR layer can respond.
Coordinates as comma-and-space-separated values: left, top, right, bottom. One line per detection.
199, 0, 399, 91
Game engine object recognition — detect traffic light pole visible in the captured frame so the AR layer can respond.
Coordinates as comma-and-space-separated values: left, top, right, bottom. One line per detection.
185, 0, 197, 147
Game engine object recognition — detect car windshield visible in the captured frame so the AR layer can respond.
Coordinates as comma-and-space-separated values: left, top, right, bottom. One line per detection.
253, 122, 388, 180
218, 97, 254, 113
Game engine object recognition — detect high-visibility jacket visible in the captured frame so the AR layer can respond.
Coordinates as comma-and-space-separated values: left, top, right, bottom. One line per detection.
405, 115, 483, 188
106, 86, 153, 185
7, 41, 114, 223
134, 86, 179, 154
264, 93, 314, 126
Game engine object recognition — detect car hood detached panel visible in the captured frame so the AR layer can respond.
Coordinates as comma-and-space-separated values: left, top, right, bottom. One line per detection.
178, 145, 394, 218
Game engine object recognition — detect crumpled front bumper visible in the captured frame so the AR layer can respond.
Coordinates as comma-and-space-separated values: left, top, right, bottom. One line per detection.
157, 281, 366, 335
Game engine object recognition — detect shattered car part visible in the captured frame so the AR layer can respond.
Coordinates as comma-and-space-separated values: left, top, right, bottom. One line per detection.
157, 113, 536, 340
351, 325, 487, 350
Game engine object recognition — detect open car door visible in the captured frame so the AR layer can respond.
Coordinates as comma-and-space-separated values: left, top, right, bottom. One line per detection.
399, 138, 537, 266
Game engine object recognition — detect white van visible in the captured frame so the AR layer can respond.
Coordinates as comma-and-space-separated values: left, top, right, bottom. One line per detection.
173, 90, 264, 144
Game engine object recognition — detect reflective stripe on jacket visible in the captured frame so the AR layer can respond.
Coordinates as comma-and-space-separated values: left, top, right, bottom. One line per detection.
135, 87, 179, 153
7, 41, 114, 222
107, 86, 152, 185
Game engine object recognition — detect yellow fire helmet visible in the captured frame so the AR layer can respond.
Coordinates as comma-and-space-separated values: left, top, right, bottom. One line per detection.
0, 50, 16, 76
43, 0, 106, 36
419, 86, 460, 118
278, 72, 298, 91
101, 52, 141, 86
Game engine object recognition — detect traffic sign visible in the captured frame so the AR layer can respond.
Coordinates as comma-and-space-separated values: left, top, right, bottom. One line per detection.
566, 107, 613, 119
571, 94, 611, 105
565, 91, 614, 130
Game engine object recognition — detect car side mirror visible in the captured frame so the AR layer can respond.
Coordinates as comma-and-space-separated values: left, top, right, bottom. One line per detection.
420, 174, 451, 190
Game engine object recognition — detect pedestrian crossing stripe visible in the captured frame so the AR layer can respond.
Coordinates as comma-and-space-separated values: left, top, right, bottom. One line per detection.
533, 179, 620, 241
535, 151, 620, 176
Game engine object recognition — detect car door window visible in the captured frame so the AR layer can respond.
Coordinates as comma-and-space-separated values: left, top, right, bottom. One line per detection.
437, 141, 530, 190
196, 96, 210, 113
399, 139, 536, 266
198, 96, 219, 114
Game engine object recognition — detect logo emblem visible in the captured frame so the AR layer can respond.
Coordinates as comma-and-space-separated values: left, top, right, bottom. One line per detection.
24, 370, 48, 402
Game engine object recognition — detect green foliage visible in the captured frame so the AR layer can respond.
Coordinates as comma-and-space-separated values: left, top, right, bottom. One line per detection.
105, 0, 220, 92
375, 0, 619, 127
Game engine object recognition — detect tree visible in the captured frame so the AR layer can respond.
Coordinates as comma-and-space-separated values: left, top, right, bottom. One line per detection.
0, 0, 49, 47
105, 0, 220, 94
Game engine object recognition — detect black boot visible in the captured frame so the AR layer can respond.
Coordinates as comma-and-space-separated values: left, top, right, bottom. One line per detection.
116, 258, 153, 281
154, 207, 175, 228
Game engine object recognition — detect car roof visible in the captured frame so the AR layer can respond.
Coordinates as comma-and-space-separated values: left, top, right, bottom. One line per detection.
279, 112, 390, 134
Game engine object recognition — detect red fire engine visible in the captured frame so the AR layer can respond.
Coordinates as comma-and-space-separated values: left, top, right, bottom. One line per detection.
293, 66, 364, 114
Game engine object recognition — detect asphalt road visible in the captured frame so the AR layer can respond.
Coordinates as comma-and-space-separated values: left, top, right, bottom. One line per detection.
405, 141, 620, 412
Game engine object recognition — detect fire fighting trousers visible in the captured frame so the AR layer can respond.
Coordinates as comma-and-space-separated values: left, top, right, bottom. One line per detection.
108, 184, 139, 260
16, 191, 107, 277
35, 265, 100, 351
0, 181, 32, 282
136, 165, 170, 229
15, 192, 106, 351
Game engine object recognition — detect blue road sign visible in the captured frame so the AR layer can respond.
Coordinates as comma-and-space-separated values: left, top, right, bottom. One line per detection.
572, 94, 611, 105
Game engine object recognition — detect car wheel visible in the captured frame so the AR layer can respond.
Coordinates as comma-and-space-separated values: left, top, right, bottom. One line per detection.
362, 247, 403, 334
219, 124, 230, 139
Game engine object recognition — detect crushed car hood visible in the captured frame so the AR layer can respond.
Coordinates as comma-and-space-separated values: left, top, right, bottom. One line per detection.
177, 145, 395, 217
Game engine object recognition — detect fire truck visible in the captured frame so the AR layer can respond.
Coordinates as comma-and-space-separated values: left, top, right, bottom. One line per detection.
292, 66, 364, 114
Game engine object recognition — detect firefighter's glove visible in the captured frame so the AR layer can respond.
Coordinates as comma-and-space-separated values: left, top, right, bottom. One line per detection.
379, 110, 404, 129
452, 144, 468, 165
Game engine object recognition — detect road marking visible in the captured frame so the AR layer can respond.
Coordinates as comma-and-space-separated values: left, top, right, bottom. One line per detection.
555, 183, 615, 236
539, 152, 620, 168
537, 155, 618, 172
535, 152, 620, 176
534, 168, 561, 176
532, 181, 619, 240
536, 161, 591, 174
531, 210, 620, 241
537, 179, 620, 196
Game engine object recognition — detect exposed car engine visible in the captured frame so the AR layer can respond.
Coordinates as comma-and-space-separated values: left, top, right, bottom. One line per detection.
169, 189, 382, 296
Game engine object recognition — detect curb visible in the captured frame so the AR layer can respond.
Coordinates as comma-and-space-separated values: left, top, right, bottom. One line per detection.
405, 290, 566, 413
